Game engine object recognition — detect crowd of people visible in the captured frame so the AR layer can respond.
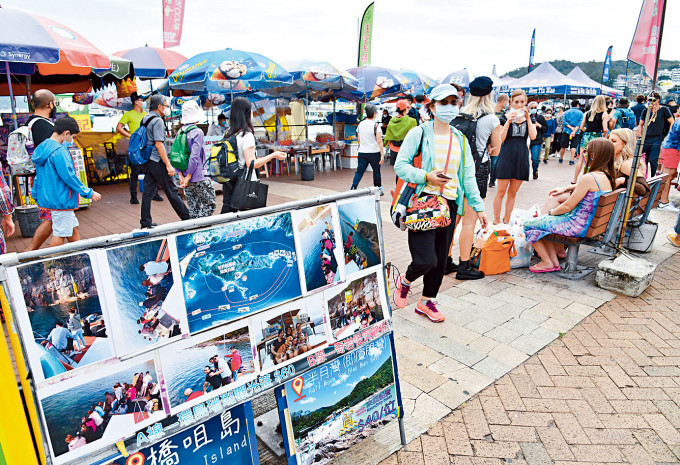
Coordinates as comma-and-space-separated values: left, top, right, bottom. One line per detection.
64, 371, 160, 451
388, 78, 679, 324
328, 296, 378, 336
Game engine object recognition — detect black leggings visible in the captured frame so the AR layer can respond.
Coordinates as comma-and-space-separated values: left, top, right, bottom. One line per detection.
405, 198, 457, 298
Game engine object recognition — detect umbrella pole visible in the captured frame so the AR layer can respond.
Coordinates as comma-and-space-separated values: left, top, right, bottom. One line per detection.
5, 63, 17, 130
332, 99, 336, 141
305, 86, 310, 141
25, 76, 32, 112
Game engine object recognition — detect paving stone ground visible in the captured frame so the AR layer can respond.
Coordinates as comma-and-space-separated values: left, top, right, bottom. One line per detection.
375, 251, 680, 465
7, 159, 680, 465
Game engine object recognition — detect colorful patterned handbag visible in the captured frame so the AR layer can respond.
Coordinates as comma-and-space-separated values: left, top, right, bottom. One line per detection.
403, 194, 452, 230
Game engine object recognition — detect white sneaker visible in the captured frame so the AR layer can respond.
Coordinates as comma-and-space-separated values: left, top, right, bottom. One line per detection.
648, 212, 658, 224
657, 202, 679, 213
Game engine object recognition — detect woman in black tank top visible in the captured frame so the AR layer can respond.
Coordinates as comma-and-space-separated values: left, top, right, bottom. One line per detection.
573, 96, 610, 184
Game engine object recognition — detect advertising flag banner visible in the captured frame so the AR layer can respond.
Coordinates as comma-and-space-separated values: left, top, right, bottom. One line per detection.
163, 0, 185, 48
628, 0, 666, 79
528, 29, 536, 73
602, 46, 613, 83
357, 3, 375, 67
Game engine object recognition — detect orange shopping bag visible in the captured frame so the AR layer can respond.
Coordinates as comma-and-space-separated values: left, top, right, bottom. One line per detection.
478, 230, 516, 275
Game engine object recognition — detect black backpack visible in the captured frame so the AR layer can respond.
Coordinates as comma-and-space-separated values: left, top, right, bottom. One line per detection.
451, 111, 488, 168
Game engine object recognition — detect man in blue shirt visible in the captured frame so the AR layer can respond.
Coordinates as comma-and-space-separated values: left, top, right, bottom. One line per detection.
46, 322, 72, 352
630, 95, 647, 125
560, 100, 584, 165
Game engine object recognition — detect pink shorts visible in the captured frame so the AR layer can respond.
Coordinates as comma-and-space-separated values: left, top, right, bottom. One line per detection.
660, 147, 680, 170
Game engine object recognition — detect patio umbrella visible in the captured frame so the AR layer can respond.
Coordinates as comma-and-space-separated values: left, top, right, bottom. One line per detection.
343, 66, 403, 102
113, 45, 186, 79
0, 6, 109, 128
167, 48, 292, 94
398, 69, 438, 95
441, 69, 471, 89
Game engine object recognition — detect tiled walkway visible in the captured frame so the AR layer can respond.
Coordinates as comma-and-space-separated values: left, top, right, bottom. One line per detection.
7, 160, 680, 465
377, 251, 680, 465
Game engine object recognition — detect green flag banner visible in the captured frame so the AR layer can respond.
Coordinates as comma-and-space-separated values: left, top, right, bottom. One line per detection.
358, 2, 375, 67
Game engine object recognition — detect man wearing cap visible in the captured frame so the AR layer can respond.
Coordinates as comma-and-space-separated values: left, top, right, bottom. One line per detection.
384, 100, 417, 166
178, 100, 217, 219
117, 93, 157, 205
139, 95, 190, 229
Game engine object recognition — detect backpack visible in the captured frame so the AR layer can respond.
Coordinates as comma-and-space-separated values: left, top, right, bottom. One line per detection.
7, 117, 53, 174
128, 115, 160, 165
451, 112, 488, 168
208, 133, 242, 183
169, 124, 197, 171
617, 108, 636, 130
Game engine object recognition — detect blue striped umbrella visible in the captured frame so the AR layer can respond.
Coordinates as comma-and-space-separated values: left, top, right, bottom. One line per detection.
113, 45, 186, 79
342, 66, 404, 101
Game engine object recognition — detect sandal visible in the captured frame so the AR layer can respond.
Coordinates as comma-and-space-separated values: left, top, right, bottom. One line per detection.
529, 265, 557, 273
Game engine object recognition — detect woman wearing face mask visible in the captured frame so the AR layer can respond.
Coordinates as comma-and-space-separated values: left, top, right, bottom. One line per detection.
493, 89, 537, 224
573, 95, 610, 184
393, 84, 488, 323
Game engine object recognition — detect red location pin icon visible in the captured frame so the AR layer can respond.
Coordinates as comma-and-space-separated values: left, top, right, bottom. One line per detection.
291, 376, 306, 402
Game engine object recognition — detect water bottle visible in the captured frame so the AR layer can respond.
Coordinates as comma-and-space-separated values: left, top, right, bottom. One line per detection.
138, 174, 145, 192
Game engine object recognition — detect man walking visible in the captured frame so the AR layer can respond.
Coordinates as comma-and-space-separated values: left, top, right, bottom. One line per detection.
116, 93, 161, 204
528, 101, 547, 179
32, 117, 101, 247
25, 89, 57, 252
638, 92, 674, 177
609, 98, 636, 130
139, 95, 190, 229
560, 100, 584, 165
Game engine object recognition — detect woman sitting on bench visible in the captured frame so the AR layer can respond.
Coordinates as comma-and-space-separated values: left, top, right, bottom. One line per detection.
523, 138, 615, 273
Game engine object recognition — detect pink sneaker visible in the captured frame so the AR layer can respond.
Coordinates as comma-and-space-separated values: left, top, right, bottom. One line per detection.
415, 299, 445, 323
392, 275, 411, 309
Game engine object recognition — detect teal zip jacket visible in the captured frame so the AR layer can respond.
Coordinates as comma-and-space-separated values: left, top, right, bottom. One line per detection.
394, 121, 485, 216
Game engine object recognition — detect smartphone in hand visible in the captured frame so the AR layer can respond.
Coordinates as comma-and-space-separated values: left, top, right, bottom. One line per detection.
437, 172, 452, 180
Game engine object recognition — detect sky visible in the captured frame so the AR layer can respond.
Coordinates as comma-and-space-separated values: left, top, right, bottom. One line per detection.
2, 0, 680, 81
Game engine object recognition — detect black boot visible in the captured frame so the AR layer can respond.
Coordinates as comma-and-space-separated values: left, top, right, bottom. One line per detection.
456, 260, 484, 280
130, 193, 139, 205
444, 256, 458, 275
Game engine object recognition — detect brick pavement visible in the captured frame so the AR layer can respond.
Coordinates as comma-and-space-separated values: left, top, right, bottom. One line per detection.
375, 252, 680, 465
7, 159, 680, 465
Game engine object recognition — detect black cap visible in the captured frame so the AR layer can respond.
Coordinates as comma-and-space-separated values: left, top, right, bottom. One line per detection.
130, 92, 143, 103
469, 76, 493, 97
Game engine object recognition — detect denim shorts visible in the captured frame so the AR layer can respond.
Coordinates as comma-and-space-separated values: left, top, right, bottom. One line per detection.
51, 210, 79, 237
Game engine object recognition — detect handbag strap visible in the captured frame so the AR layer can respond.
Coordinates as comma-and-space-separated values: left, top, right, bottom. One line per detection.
440, 129, 454, 193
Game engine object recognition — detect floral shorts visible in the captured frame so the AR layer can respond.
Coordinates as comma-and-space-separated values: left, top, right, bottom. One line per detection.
38, 207, 52, 221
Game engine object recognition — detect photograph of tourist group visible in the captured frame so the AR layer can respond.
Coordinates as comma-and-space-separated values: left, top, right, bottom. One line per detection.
337, 197, 382, 276
292, 204, 346, 294
158, 322, 255, 412
9, 252, 115, 383
38, 358, 165, 464
251, 294, 330, 373
325, 269, 389, 342
100, 238, 188, 357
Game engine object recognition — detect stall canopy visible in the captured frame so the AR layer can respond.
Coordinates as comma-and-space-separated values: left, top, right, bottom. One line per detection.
441, 69, 470, 89
263, 60, 359, 98
508, 62, 598, 97
0, 6, 110, 125
566, 67, 623, 98
113, 45, 185, 79
167, 48, 292, 94
342, 66, 403, 101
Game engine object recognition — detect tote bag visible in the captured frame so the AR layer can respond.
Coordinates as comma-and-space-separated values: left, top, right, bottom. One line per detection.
231, 161, 268, 211
473, 230, 516, 275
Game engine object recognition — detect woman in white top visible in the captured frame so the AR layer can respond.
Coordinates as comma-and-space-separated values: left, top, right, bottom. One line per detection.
351, 104, 385, 194
220, 97, 287, 213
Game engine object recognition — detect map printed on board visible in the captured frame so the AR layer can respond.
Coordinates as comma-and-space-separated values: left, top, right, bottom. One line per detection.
172, 212, 302, 334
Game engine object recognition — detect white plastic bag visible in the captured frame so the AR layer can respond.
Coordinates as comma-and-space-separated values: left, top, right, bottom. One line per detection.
509, 204, 542, 228
509, 223, 533, 269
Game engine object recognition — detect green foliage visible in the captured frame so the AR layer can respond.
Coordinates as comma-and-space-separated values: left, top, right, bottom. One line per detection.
290, 358, 395, 436
505, 60, 680, 82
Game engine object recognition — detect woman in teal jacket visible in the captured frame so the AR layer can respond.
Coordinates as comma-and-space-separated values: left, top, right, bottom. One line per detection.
393, 84, 488, 323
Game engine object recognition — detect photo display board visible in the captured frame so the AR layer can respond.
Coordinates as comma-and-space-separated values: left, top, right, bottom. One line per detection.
6, 193, 400, 465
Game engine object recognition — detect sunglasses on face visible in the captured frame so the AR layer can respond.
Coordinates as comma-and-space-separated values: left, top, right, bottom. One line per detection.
437, 97, 458, 106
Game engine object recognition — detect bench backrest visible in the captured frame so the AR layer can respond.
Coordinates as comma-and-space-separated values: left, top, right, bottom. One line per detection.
586, 188, 626, 238
629, 173, 668, 222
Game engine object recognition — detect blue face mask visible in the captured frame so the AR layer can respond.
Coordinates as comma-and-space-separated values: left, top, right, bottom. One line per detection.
529, 108, 537, 115
220, 120, 227, 127
435, 104, 459, 124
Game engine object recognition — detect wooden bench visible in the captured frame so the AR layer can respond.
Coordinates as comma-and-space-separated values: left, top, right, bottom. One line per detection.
544, 173, 667, 279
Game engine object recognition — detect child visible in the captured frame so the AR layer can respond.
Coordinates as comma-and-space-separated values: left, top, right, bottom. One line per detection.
32, 117, 101, 247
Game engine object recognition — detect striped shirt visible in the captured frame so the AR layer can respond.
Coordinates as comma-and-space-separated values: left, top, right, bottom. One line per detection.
423, 131, 461, 200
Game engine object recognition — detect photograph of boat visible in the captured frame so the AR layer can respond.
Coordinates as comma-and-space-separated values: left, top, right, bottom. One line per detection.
9, 252, 114, 382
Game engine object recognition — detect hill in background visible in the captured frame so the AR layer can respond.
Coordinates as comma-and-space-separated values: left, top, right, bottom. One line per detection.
504, 60, 680, 82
